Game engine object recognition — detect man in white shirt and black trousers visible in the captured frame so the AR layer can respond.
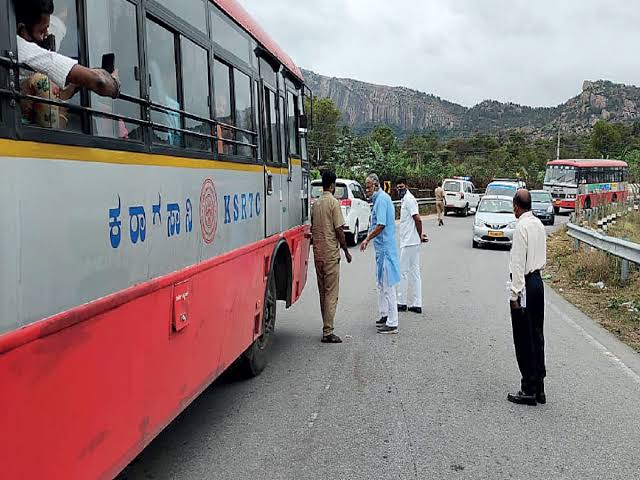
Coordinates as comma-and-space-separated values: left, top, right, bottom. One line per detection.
395, 179, 428, 315
507, 189, 547, 406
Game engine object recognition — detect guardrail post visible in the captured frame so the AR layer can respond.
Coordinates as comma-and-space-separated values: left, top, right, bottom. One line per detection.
621, 259, 630, 282
574, 238, 581, 251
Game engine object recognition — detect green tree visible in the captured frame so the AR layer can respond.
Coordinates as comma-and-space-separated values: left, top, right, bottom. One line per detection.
591, 120, 624, 158
306, 97, 341, 167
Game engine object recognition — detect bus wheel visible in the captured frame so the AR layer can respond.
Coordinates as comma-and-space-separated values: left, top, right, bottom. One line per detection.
240, 269, 277, 377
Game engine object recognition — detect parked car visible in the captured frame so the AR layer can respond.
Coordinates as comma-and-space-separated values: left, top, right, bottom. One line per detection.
472, 195, 517, 249
530, 190, 555, 225
485, 178, 526, 198
443, 177, 481, 216
310, 178, 371, 246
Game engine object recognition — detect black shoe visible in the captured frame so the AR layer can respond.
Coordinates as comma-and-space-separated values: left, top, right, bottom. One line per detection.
376, 316, 388, 326
321, 334, 343, 344
408, 306, 422, 314
397, 304, 408, 312
507, 391, 537, 406
377, 325, 398, 334
536, 386, 546, 404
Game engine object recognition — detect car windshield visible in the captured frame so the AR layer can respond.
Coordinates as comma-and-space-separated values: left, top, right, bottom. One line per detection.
486, 185, 516, 197
544, 166, 577, 186
531, 192, 552, 203
478, 199, 513, 214
310, 183, 348, 200
443, 181, 460, 192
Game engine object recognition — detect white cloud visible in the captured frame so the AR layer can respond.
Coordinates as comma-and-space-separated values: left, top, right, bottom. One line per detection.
237, 0, 640, 107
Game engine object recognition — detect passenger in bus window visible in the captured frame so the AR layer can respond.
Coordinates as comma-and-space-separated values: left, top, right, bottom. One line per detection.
14, 0, 120, 127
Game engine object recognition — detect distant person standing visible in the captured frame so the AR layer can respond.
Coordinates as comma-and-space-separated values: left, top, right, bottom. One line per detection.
507, 189, 548, 406
360, 174, 401, 334
435, 181, 445, 226
395, 179, 428, 314
311, 171, 352, 344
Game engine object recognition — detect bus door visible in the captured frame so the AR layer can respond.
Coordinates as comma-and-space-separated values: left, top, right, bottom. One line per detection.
263, 83, 283, 237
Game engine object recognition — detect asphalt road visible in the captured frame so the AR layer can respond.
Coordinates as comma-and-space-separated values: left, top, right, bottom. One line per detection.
120, 212, 640, 480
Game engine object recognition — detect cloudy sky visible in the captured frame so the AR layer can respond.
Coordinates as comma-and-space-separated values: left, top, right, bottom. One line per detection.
238, 0, 639, 108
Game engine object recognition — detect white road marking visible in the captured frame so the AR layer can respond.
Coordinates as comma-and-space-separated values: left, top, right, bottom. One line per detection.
549, 302, 640, 387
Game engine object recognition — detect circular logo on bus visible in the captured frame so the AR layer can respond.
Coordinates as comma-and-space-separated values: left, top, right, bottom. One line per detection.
200, 178, 218, 244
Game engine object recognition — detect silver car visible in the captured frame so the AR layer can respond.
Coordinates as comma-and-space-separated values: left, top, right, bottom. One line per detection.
472, 195, 517, 249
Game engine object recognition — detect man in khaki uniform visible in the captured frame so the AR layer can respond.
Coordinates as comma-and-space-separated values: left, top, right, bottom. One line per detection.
311, 171, 352, 343
435, 181, 446, 227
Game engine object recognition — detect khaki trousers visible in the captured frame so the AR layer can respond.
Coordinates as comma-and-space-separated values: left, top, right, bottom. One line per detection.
436, 201, 445, 220
314, 258, 340, 336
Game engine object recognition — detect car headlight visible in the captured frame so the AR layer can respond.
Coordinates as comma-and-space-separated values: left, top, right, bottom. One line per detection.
547, 205, 554, 213
474, 217, 484, 227
508, 221, 517, 229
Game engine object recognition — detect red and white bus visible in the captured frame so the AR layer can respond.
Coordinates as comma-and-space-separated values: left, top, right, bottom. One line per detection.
543, 159, 629, 212
0, 1, 311, 478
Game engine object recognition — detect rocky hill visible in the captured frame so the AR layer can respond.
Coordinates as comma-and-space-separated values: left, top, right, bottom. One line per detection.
302, 69, 640, 137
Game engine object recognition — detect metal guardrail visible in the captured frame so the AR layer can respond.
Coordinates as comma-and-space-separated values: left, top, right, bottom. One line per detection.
567, 223, 640, 280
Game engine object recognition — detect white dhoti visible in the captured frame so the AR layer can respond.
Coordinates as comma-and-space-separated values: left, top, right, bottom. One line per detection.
396, 245, 422, 308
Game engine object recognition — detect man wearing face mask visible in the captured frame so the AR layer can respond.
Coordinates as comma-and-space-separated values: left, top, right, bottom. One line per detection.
14, 0, 120, 111
395, 179, 427, 315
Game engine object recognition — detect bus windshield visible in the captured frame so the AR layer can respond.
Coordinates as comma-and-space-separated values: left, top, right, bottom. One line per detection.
544, 166, 577, 185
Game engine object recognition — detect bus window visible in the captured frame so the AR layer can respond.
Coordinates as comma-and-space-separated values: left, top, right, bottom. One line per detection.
279, 95, 286, 164
287, 91, 299, 156
266, 89, 278, 163
157, 0, 207, 33
19, 0, 82, 132
181, 37, 211, 151
253, 80, 261, 159
210, 5, 251, 64
213, 59, 234, 155
87, 0, 141, 141
146, 20, 180, 147
234, 69, 254, 157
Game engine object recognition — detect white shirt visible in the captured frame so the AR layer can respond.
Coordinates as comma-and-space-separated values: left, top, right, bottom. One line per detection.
17, 36, 77, 88
399, 190, 421, 248
509, 211, 547, 300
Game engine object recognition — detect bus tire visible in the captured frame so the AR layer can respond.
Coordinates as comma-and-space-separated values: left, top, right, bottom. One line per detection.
239, 268, 277, 377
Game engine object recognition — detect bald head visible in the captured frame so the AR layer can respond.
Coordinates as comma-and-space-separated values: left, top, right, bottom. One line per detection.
513, 189, 531, 218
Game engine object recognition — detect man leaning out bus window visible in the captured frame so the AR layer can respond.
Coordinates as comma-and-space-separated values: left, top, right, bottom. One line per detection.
14, 0, 120, 127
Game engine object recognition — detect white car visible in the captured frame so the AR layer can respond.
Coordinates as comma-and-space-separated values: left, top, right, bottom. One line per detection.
443, 177, 481, 216
310, 178, 371, 246
472, 195, 517, 249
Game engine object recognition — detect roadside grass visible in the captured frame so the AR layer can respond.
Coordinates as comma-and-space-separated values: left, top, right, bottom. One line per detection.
545, 227, 640, 352
608, 211, 640, 244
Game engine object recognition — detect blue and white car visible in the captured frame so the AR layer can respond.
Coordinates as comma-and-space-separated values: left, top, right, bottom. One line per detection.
472, 195, 517, 249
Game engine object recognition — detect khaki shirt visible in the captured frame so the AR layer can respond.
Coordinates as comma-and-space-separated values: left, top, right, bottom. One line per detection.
435, 187, 445, 202
311, 191, 345, 262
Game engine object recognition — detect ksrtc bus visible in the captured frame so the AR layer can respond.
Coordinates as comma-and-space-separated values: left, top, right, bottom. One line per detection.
543, 159, 629, 212
0, 0, 311, 478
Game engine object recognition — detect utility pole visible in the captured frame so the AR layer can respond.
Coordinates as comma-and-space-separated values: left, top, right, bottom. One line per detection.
556, 128, 561, 160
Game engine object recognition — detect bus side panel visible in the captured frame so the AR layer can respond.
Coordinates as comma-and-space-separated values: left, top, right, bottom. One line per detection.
0, 236, 285, 480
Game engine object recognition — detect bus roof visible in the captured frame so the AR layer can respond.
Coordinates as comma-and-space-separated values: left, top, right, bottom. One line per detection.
215, 0, 303, 82
547, 159, 628, 168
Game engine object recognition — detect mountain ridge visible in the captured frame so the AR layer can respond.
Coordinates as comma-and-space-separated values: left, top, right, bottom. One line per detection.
302, 69, 640, 137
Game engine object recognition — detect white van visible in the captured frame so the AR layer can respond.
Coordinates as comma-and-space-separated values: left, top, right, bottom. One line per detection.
443, 177, 481, 216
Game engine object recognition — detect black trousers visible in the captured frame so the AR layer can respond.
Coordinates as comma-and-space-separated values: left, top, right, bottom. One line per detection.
510, 270, 546, 395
